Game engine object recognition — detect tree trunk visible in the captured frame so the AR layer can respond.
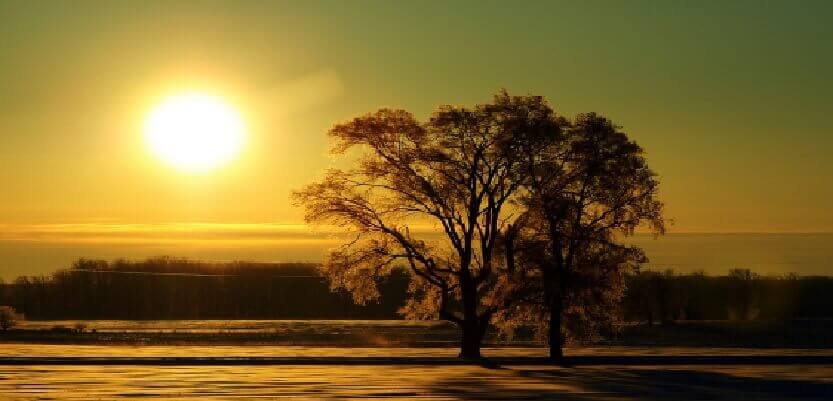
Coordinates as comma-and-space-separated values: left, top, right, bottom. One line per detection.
458, 274, 482, 359
459, 320, 482, 358
548, 296, 565, 361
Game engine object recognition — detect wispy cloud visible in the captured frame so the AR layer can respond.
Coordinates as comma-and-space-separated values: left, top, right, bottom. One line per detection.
0, 223, 335, 245
0, 222, 444, 245
258, 69, 344, 118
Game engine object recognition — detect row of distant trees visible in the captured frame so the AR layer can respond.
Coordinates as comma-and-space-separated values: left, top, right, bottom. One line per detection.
625, 269, 833, 323
1, 258, 407, 320
4, 260, 832, 326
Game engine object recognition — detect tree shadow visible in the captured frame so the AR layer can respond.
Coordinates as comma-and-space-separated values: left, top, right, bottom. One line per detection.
428, 366, 833, 400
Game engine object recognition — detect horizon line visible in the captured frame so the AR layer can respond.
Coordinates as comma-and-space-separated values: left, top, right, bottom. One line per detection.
1, 222, 832, 239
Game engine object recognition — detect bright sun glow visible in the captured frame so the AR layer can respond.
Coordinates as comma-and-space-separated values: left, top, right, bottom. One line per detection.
144, 92, 245, 172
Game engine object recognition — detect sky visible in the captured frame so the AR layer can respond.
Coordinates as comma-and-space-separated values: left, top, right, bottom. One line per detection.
1, 1, 832, 277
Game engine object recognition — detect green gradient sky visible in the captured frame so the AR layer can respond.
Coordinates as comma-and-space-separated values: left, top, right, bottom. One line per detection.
1, 0, 832, 233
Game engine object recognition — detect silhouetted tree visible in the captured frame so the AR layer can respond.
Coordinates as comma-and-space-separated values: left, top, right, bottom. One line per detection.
624, 270, 658, 325
294, 91, 558, 358
0, 306, 21, 331
728, 268, 759, 320
494, 237, 642, 346
505, 113, 665, 360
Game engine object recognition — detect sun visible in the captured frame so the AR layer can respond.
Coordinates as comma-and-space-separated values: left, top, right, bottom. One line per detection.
144, 92, 246, 172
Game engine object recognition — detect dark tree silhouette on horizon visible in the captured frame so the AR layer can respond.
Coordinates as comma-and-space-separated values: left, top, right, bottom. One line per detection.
293, 91, 558, 358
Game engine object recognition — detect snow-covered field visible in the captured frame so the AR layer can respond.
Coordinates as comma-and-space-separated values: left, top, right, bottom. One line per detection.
2, 362, 832, 400
1, 345, 832, 400
2, 344, 833, 358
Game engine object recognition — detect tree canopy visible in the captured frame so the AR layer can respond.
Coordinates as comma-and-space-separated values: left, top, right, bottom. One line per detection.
294, 91, 665, 359
501, 112, 666, 358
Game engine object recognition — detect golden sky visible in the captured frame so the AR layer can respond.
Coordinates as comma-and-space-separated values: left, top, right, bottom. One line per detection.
1, 0, 832, 262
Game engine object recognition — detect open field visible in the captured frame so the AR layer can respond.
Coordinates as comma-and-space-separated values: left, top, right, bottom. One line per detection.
7, 319, 833, 348
1, 345, 832, 399
1, 357, 832, 400
3, 321, 833, 399
3, 344, 833, 358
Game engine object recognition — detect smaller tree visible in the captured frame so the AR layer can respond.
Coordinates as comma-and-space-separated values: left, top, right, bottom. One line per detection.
505, 112, 665, 360
0, 306, 22, 331
727, 268, 759, 320
493, 236, 643, 346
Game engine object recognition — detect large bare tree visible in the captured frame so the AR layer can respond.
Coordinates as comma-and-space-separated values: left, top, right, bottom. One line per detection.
294, 92, 558, 357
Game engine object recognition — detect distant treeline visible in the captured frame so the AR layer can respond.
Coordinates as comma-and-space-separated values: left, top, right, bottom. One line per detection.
3, 258, 832, 321
0, 258, 409, 320
624, 269, 833, 323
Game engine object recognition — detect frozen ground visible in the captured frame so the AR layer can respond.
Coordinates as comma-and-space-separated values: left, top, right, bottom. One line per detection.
2, 363, 832, 400
18, 319, 450, 333
3, 344, 833, 358
0, 345, 832, 400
